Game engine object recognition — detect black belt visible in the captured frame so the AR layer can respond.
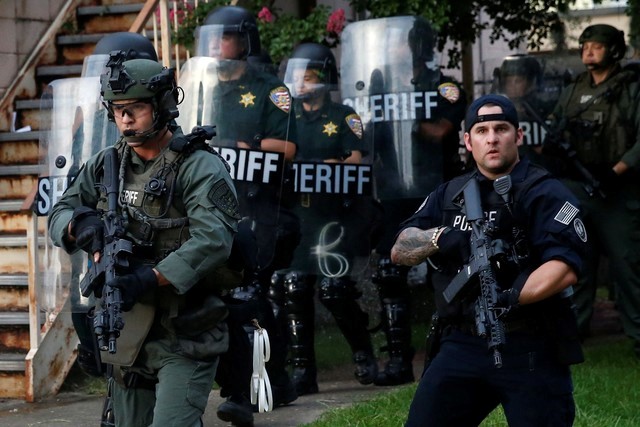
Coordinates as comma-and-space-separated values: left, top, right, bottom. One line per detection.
442, 317, 546, 337
123, 371, 158, 391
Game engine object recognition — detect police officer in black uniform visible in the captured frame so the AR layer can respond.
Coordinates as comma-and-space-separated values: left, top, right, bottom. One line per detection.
392, 94, 586, 426
279, 42, 378, 395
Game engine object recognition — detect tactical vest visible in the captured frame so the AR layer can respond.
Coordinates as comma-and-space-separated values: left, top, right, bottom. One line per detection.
431, 165, 550, 320
562, 68, 639, 166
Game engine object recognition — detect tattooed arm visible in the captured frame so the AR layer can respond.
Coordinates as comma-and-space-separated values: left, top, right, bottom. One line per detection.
391, 226, 443, 266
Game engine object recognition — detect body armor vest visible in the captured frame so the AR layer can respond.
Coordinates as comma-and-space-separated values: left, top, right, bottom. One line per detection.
563, 69, 638, 166
431, 165, 550, 320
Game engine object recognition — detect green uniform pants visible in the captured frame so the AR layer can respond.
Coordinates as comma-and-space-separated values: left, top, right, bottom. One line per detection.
112, 337, 219, 427
565, 178, 640, 349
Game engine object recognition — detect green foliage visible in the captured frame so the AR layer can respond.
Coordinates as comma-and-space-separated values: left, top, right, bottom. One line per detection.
169, 1, 341, 65
305, 335, 640, 427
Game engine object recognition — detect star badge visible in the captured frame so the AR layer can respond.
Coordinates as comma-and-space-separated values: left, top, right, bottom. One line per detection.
239, 92, 256, 107
323, 121, 338, 136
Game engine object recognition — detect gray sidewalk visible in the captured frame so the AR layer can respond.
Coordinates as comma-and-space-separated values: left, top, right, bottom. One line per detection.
0, 360, 422, 427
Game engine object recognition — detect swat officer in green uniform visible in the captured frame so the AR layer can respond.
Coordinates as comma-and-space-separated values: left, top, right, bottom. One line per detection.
48, 58, 238, 427
546, 24, 640, 357
279, 42, 378, 395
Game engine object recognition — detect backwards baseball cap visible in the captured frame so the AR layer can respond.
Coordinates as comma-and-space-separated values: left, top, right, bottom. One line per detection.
464, 94, 519, 132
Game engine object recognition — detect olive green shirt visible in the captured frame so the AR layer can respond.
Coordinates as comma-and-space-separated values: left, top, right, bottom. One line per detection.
48, 134, 238, 295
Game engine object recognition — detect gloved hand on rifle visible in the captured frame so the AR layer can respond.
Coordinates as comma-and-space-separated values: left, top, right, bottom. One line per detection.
108, 266, 158, 311
70, 206, 104, 255
495, 270, 528, 310
436, 227, 471, 265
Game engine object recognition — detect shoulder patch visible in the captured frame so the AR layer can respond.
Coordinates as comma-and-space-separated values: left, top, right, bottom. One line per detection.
438, 82, 460, 104
345, 113, 363, 139
574, 218, 588, 242
554, 201, 579, 225
269, 86, 292, 113
209, 180, 240, 220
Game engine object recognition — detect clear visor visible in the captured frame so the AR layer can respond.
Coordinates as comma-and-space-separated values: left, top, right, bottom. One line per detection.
195, 25, 245, 59
82, 54, 110, 78
283, 58, 334, 98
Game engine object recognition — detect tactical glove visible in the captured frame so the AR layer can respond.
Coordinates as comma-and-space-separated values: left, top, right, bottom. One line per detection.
70, 206, 104, 255
108, 266, 158, 311
495, 288, 521, 309
436, 227, 471, 265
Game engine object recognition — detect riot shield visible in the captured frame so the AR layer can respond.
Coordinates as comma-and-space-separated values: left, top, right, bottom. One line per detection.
480, 53, 585, 150
340, 16, 444, 201
281, 56, 377, 279
36, 76, 111, 318
177, 56, 295, 283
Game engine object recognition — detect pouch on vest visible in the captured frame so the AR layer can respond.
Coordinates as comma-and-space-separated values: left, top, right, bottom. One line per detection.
101, 301, 155, 367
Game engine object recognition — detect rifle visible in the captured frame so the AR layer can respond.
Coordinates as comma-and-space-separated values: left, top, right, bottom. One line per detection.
80, 147, 132, 354
442, 176, 512, 368
521, 100, 605, 198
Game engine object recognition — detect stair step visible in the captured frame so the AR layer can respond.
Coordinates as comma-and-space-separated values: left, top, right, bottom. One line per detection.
0, 200, 26, 212
0, 235, 29, 247
15, 99, 51, 110
0, 312, 30, 326
77, 3, 144, 17
0, 165, 39, 176
0, 130, 42, 142
0, 353, 26, 371
0, 274, 28, 287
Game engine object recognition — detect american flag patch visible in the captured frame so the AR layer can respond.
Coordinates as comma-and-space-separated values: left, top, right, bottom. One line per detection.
269, 86, 291, 113
554, 202, 579, 225
345, 113, 363, 139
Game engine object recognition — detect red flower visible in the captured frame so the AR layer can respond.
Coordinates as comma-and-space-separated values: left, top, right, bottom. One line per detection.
258, 7, 274, 23
326, 8, 345, 35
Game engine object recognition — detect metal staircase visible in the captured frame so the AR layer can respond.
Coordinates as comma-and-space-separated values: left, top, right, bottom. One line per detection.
0, 0, 162, 401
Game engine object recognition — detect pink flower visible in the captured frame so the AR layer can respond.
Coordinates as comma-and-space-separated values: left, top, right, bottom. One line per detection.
258, 7, 274, 23
326, 9, 345, 35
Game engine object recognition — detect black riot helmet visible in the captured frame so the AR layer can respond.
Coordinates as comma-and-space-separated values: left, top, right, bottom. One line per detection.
83, 32, 158, 77
498, 54, 542, 96
408, 16, 436, 67
196, 6, 260, 59
284, 43, 338, 99
101, 57, 180, 141
579, 24, 626, 65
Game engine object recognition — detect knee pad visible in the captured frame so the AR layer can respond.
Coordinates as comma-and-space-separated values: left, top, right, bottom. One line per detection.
318, 277, 361, 302
372, 257, 410, 299
284, 271, 316, 314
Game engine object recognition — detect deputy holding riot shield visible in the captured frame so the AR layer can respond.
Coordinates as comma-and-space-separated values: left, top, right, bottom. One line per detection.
179, 5, 299, 425
279, 42, 379, 395
340, 16, 466, 386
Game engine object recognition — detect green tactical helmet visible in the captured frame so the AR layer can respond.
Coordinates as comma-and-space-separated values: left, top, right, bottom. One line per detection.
101, 58, 179, 127
579, 24, 626, 62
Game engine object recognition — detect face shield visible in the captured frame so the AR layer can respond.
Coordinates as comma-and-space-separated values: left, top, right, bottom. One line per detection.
284, 58, 332, 99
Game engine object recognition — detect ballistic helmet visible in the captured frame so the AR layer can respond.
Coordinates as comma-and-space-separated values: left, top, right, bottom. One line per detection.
101, 58, 179, 126
408, 16, 436, 66
199, 6, 260, 59
579, 24, 626, 62
94, 32, 158, 61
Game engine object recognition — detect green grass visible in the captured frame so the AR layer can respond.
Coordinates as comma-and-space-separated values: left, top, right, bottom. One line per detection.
305, 334, 640, 427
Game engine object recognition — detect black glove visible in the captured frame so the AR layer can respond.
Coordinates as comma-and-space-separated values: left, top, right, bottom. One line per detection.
436, 227, 471, 265
70, 206, 104, 255
495, 288, 520, 309
596, 168, 619, 191
108, 266, 158, 312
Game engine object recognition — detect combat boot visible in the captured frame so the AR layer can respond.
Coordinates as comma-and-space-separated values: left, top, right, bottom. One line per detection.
217, 394, 254, 427
374, 349, 415, 386
292, 365, 319, 395
353, 350, 378, 385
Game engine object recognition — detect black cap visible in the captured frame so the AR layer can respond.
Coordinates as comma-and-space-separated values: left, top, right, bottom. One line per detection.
464, 94, 519, 133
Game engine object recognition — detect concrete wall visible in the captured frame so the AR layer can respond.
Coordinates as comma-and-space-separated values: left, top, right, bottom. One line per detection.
0, 0, 68, 99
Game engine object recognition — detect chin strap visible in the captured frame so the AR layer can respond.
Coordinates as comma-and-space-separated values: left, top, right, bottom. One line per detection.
250, 319, 273, 413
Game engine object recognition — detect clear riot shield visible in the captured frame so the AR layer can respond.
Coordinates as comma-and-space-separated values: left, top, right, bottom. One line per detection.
480, 53, 585, 150
36, 76, 110, 317
340, 16, 443, 201
177, 56, 293, 280
282, 57, 376, 279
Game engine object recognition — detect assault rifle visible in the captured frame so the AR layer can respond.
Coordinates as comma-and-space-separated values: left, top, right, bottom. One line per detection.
521, 101, 605, 198
442, 176, 512, 368
80, 147, 132, 354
